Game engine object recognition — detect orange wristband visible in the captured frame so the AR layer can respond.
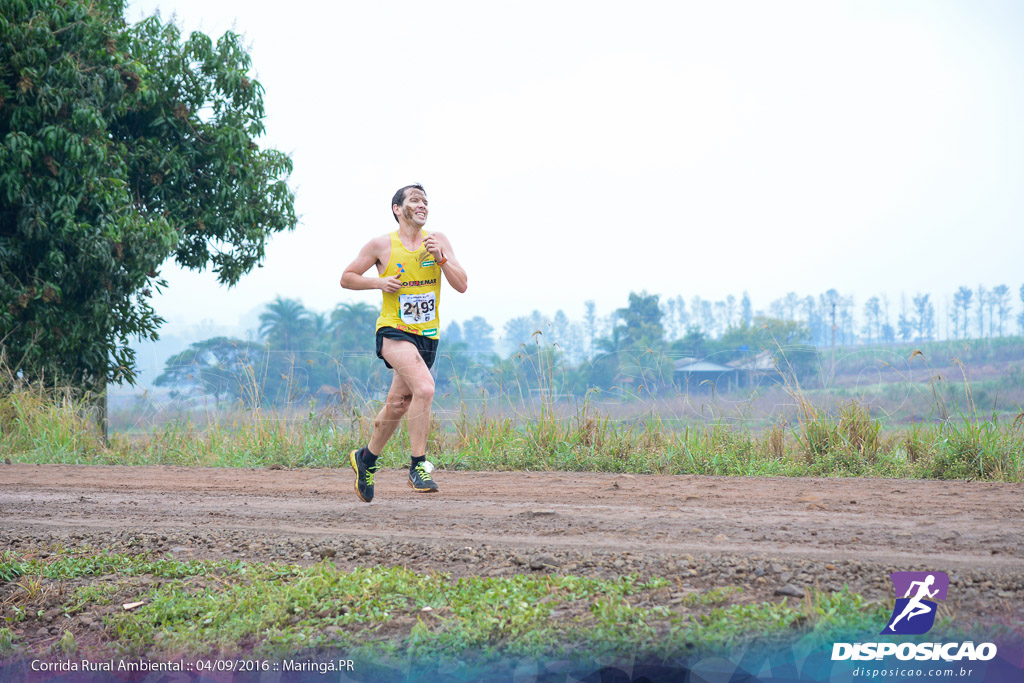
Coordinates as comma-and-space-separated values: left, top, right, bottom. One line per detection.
436, 256, 447, 266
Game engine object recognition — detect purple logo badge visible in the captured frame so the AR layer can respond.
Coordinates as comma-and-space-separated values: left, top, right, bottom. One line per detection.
883, 571, 949, 635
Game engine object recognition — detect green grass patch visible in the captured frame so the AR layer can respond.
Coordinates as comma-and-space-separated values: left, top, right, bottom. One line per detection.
0, 551, 891, 663
0, 627, 17, 657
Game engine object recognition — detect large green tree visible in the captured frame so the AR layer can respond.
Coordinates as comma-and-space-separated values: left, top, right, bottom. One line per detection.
0, 0, 296, 391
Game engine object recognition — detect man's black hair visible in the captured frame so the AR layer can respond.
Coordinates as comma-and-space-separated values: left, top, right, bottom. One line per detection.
391, 184, 426, 223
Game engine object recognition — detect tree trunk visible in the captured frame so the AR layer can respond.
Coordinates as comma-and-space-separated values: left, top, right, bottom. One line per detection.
94, 379, 108, 446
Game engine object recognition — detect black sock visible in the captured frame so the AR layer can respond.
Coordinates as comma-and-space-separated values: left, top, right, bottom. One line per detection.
410, 455, 425, 469
362, 447, 379, 467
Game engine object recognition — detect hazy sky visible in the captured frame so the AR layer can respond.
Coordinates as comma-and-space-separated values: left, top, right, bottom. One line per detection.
128, 0, 1024, 340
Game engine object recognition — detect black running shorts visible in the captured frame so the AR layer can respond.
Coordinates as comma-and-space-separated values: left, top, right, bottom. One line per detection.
375, 327, 439, 370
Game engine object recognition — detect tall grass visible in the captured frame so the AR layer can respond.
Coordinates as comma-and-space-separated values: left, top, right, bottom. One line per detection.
2, 372, 1022, 480
3, 341, 1023, 480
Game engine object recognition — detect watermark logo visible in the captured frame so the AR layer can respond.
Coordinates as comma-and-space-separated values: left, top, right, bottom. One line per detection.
832, 569, 998, 663
884, 571, 949, 635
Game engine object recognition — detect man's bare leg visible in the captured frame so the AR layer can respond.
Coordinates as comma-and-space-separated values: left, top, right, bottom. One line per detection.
379, 338, 437, 492
368, 372, 412, 455
350, 356, 415, 503
379, 338, 435, 457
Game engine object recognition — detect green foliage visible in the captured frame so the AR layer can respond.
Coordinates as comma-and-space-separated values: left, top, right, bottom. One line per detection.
0, 627, 18, 656
682, 316, 815, 373
67, 584, 123, 614
0, 550, 891, 662
329, 302, 377, 355
671, 324, 710, 359
99, 560, 674, 658
723, 317, 811, 351
0, 0, 296, 389
152, 299, 396, 407
794, 402, 884, 474
5, 551, 215, 580
0, 552, 24, 582
573, 350, 620, 391
5, 375, 1024, 480
587, 291, 675, 392
155, 336, 266, 403
615, 291, 665, 346
462, 315, 496, 358
926, 414, 1018, 480
53, 630, 77, 656
0, 381, 104, 461
829, 336, 1024, 378
258, 297, 312, 352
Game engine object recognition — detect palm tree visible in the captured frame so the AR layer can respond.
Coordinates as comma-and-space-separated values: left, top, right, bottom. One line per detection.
309, 311, 329, 336
258, 297, 311, 351
329, 302, 378, 354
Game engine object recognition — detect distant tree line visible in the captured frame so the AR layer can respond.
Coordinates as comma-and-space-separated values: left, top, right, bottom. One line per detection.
155, 283, 1024, 406
652, 284, 1023, 348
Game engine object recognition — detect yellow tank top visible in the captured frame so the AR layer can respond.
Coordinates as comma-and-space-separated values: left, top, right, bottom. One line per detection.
376, 230, 442, 339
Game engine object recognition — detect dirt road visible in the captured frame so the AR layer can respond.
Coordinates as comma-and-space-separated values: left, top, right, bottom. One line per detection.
2, 464, 1022, 624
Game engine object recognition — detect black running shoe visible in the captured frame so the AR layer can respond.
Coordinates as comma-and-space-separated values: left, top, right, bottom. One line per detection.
350, 449, 377, 503
408, 462, 438, 493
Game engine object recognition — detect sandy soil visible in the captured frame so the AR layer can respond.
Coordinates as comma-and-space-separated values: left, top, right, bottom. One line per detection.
2, 463, 1022, 650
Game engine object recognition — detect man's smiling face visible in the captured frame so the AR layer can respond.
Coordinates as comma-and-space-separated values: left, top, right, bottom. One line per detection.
397, 188, 428, 226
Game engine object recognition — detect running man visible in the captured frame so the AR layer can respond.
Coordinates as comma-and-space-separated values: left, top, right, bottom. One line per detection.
340, 184, 467, 502
887, 574, 939, 632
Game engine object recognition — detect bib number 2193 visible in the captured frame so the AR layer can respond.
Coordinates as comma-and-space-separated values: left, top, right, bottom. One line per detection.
399, 292, 436, 325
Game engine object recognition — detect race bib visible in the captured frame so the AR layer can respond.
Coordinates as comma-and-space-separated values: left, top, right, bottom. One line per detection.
399, 292, 436, 325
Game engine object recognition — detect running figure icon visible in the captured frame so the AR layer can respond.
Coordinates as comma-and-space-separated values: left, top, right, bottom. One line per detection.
887, 574, 939, 632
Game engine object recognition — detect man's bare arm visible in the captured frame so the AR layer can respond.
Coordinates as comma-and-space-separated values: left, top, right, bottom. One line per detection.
341, 236, 401, 293
424, 232, 467, 293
